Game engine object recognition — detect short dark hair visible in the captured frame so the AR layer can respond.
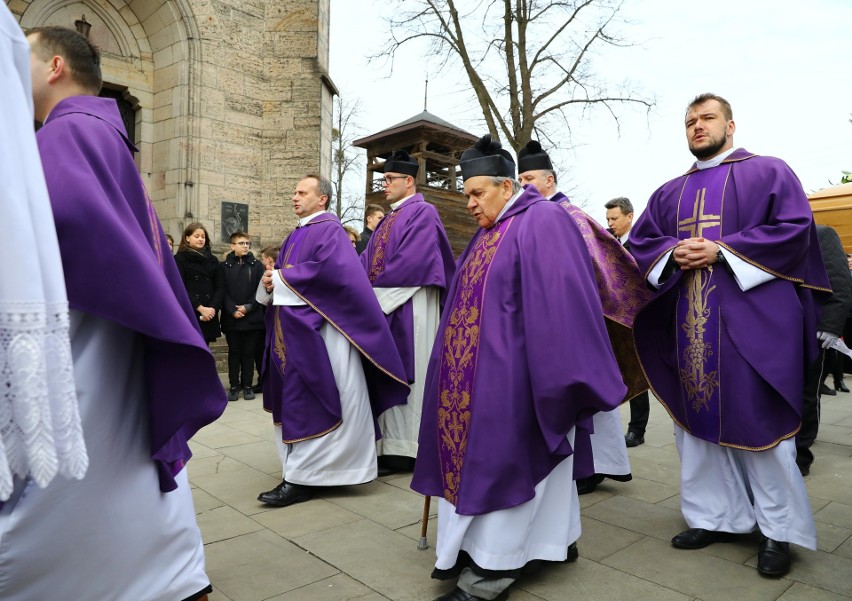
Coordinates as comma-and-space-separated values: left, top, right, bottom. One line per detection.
177, 222, 211, 253
364, 204, 384, 226
365, 204, 384, 218
687, 93, 733, 121
28, 26, 102, 94
604, 197, 634, 215
261, 246, 280, 261
229, 231, 249, 243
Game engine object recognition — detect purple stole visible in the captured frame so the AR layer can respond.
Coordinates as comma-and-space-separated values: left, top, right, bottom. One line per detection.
437, 218, 513, 505
267, 222, 342, 442
556, 199, 651, 403
674, 165, 730, 441
367, 210, 401, 282
268, 225, 310, 388
280, 225, 310, 267
557, 201, 650, 328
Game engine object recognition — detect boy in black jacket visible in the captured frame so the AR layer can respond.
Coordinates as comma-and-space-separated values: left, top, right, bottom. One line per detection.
222, 231, 265, 401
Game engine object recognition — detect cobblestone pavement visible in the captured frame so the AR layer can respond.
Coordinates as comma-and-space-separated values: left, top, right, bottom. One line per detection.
190, 386, 852, 601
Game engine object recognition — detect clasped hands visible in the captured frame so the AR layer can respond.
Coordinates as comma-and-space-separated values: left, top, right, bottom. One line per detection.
672, 237, 720, 271
262, 269, 274, 293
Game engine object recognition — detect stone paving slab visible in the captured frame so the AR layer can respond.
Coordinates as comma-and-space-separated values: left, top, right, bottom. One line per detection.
205, 529, 339, 601
265, 573, 390, 601
603, 536, 793, 601
519, 555, 693, 601
190, 393, 852, 600
293, 518, 453, 601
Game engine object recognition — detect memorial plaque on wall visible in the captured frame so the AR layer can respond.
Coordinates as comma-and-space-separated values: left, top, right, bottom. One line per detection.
221, 201, 249, 242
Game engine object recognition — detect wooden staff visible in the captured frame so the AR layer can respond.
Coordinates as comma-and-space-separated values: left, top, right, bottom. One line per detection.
418, 495, 431, 550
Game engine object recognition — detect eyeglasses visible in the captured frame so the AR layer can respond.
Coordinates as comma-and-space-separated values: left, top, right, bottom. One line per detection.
382, 175, 408, 185
234, 241, 252, 247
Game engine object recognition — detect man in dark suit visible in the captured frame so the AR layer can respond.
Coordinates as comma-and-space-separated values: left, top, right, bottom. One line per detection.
797, 224, 852, 475
355, 204, 385, 254
605, 196, 649, 447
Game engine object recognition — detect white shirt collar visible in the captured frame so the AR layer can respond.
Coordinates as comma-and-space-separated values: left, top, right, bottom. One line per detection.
390, 194, 415, 211
495, 189, 523, 223
619, 231, 630, 245
298, 209, 326, 227
695, 147, 737, 170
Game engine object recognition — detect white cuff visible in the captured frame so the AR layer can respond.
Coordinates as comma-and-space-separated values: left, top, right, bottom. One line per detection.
722, 249, 775, 291
647, 250, 674, 289
272, 271, 307, 306
373, 287, 419, 314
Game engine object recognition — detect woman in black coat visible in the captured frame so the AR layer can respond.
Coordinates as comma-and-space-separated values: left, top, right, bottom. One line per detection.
174, 222, 224, 343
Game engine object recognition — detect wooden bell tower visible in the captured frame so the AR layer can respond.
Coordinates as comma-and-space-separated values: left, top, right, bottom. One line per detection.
353, 111, 479, 256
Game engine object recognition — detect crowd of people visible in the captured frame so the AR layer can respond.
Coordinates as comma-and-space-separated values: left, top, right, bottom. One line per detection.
1, 14, 846, 601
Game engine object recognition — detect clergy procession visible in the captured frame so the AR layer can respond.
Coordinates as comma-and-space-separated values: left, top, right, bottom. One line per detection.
1, 11, 848, 601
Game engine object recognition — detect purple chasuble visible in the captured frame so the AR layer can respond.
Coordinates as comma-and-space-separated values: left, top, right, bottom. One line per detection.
552, 192, 651, 403
630, 149, 830, 450
37, 96, 227, 492
262, 214, 410, 442
411, 187, 626, 515
360, 194, 456, 382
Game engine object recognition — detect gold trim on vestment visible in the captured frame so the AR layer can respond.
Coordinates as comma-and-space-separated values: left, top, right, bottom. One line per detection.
678, 264, 719, 415
277, 277, 409, 387
273, 310, 286, 375
716, 241, 816, 286
281, 420, 343, 444
439, 221, 511, 505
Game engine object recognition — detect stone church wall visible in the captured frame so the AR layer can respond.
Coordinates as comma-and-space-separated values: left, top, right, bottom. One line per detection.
7, 0, 333, 250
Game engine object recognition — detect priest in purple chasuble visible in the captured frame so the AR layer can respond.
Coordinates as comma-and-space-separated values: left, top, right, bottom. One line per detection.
410, 135, 626, 601
630, 93, 830, 578
256, 173, 410, 509
0, 26, 227, 601
518, 140, 651, 495
360, 149, 456, 474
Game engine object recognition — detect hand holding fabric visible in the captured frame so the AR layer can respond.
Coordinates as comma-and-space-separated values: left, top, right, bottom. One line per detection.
817, 330, 839, 349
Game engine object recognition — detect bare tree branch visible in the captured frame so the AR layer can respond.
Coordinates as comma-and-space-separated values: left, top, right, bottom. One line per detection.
332, 95, 366, 225
373, 0, 653, 152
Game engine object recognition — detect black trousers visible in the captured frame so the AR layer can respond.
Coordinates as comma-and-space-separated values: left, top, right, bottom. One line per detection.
226, 330, 259, 388
627, 390, 650, 437
821, 348, 844, 386
797, 349, 825, 469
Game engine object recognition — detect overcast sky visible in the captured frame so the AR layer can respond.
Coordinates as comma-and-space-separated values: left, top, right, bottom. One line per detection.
329, 0, 851, 224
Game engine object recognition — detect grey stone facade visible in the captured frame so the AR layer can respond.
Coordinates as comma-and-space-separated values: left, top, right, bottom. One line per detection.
8, 0, 333, 249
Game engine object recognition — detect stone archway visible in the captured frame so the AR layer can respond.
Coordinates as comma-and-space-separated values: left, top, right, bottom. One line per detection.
9, 0, 203, 237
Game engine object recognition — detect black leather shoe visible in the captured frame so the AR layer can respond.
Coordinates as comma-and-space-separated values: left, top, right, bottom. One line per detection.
243, 387, 256, 400
820, 383, 837, 396
227, 387, 240, 402
624, 431, 645, 447
757, 537, 790, 577
377, 456, 398, 477
434, 587, 487, 601
671, 528, 738, 549
257, 481, 313, 507
836, 380, 850, 393
566, 541, 579, 562
252, 383, 263, 393
576, 474, 604, 495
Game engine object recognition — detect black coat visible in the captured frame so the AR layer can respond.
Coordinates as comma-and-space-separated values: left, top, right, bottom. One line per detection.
221, 251, 265, 332
816, 225, 852, 335
355, 227, 373, 255
174, 248, 224, 342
